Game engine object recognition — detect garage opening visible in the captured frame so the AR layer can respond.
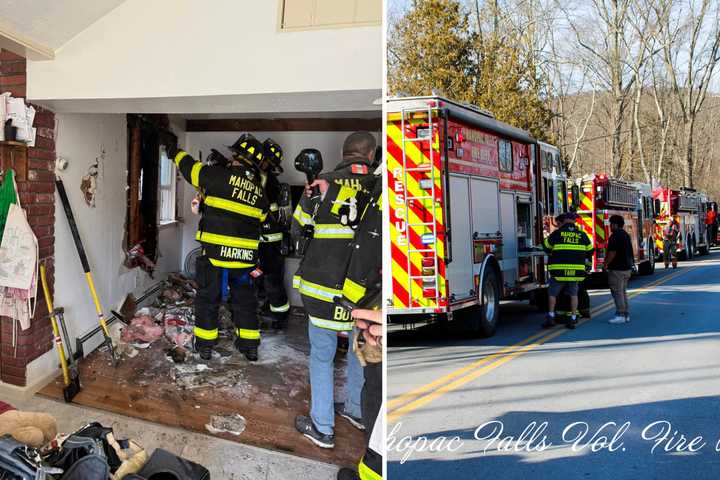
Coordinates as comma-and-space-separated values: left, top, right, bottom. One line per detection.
40, 110, 381, 466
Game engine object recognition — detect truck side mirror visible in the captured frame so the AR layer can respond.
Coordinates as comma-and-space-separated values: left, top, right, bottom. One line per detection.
653, 199, 661, 217
571, 185, 580, 209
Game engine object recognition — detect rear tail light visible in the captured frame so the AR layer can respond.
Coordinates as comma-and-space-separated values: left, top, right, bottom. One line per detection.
423, 278, 437, 298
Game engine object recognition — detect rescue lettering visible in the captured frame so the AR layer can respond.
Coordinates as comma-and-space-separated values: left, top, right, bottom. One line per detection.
220, 246, 255, 261
392, 166, 408, 246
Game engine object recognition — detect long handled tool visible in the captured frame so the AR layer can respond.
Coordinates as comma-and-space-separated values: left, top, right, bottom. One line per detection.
55, 178, 118, 366
40, 264, 81, 402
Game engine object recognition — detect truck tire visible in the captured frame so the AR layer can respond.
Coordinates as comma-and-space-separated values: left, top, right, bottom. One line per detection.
638, 238, 656, 275
470, 268, 500, 337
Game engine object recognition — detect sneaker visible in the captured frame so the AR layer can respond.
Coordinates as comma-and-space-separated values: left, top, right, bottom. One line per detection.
541, 314, 556, 329
608, 315, 628, 324
295, 415, 334, 449
334, 403, 365, 431
337, 468, 360, 480
565, 318, 577, 329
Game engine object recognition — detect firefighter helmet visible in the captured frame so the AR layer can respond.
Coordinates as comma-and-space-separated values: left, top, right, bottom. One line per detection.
228, 133, 264, 164
262, 138, 284, 172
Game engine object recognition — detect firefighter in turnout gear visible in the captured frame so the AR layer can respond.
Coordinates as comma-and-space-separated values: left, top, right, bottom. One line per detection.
541, 212, 593, 330
174, 133, 269, 362
663, 216, 681, 269
256, 138, 291, 329
293, 131, 377, 449
337, 176, 384, 480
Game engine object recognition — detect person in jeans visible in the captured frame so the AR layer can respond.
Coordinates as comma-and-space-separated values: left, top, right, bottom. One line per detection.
605, 215, 634, 324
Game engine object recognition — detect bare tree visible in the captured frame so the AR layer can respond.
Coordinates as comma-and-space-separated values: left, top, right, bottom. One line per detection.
655, 0, 720, 187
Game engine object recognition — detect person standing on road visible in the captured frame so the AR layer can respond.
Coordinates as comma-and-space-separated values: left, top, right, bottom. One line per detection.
542, 212, 593, 330
663, 217, 681, 269
605, 215, 634, 324
705, 207, 717, 248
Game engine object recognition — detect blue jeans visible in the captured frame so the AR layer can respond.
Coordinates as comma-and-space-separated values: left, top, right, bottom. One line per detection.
308, 322, 364, 435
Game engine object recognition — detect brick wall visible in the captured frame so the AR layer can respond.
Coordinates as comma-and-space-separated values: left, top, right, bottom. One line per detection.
0, 49, 56, 387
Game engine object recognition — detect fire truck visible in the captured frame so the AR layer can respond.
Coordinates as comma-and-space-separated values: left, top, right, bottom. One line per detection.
653, 187, 710, 259
571, 174, 656, 275
386, 96, 553, 336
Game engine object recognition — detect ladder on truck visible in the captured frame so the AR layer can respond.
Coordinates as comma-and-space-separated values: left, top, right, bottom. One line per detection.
399, 104, 442, 308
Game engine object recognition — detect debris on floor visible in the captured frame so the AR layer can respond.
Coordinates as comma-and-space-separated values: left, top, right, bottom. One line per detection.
205, 413, 247, 436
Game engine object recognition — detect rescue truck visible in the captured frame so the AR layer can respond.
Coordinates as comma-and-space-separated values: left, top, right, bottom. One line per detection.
571, 174, 656, 275
653, 187, 710, 259
386, 96, 553, 336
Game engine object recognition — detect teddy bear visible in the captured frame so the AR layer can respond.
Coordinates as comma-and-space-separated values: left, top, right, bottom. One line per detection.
0, 410, 57, 448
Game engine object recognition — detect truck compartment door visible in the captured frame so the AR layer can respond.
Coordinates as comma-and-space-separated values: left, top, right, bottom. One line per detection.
500, 191, 518, 286
448, 175, 474, 300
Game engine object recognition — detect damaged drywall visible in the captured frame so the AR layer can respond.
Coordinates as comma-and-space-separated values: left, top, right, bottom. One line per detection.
79, 149, 104, 207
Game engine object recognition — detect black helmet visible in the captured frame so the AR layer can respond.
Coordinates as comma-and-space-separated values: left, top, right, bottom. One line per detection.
228, 133, 264, 164
262, 138, 284, 172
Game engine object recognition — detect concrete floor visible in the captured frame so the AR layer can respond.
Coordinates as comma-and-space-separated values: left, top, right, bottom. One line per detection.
4, 393, 338, 480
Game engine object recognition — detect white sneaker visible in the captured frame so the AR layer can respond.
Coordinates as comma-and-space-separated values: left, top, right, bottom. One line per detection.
609, 315, 628, 324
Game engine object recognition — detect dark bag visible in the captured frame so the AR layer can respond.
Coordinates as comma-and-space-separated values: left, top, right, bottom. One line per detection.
0, 435, 39, 480
136, 449, 210, 480
59, 454, 109, 480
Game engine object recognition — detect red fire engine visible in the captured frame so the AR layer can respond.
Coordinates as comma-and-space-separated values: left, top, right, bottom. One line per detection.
653, 187, 710, 259
386, 96, 555, 336
571, 174, 656, 275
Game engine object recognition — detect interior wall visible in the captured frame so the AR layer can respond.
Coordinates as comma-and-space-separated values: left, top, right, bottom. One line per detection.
26, 0, 381, 103
180, 130, 379, 306
54, 114, 183, 352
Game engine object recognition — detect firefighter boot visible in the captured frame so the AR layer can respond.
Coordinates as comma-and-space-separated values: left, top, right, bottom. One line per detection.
234, 338, 258, 362
193, 338, 213, 361
272, 311, 288, 330
541, 313, 556, 329
672, 259, 677, 268
664, 260, 670, 269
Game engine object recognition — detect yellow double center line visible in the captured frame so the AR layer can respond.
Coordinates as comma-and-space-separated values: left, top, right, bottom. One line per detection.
387, 266, 697, 423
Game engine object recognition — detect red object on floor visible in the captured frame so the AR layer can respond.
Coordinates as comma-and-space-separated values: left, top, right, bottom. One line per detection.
0, 401, 14, 415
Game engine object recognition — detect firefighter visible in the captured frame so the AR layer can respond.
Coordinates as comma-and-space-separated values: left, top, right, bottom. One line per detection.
663, 216, 681, 269
705, 206, 717, 248
293, 131, 377, 449
256, 138, 291, 329
173, 134, 269, 362
541, 212, 593, 330
336, 177, 383, 480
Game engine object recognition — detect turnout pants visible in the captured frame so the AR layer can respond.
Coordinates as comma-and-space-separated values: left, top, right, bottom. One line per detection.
663, 240, 678, 266
194, 256, 259, 349
258, 241, 289, 323
359, 361, 383, 479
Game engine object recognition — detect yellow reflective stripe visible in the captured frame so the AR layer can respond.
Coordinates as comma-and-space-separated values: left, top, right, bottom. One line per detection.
292, 275, 301, 289
552, 244, 588, 251
174, 150, 189, 166
196, 231, 259, 249
236, 328, 261, 340
270, 302, 290, 313
261, 233, 283, 243
547, 264, 586, 270
190, 162, 203, 187
314, 224, 355, 239
342, 277, 366, 304
309, 315, 353, 331
194, 326, 218, 340
553, 276, 584, 281
330, 186, 359, 215
293, 206, 313, 226
358, 459, 382, 480
543, 238, 552, 249
205, 196, 266, 221
208, 258, 254, 269
584, 243, 594, 251
296, 277, 342, 302
270, 203, 279, 212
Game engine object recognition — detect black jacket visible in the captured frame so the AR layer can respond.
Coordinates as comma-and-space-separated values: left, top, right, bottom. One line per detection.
543, 223, 593, 281
175, 150, 269, 268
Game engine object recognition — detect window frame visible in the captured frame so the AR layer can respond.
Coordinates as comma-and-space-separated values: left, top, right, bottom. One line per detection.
498, 139, 514, 173
158, 145, 178, 226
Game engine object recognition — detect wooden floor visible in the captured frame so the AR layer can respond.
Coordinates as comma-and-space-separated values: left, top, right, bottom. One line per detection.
39, 315, 364, 467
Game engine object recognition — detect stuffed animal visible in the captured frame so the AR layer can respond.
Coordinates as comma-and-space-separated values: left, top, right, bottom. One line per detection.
0, 410, 57, 447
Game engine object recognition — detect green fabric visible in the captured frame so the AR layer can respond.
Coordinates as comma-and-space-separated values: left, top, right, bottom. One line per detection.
0, 170, 17, 243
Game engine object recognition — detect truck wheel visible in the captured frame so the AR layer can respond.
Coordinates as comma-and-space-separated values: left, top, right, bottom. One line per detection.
470, 268, 500, 337
689, 237, 695, 260
638, 239, 656, 275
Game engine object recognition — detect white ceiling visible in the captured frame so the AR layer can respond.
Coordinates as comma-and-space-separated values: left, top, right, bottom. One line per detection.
0, 0, 126, 50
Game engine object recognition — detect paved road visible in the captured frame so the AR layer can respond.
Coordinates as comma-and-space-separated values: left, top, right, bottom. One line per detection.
387, 248, 720, 479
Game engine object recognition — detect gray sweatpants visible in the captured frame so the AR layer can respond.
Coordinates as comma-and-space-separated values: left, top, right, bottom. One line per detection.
607, 269, 632, 316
